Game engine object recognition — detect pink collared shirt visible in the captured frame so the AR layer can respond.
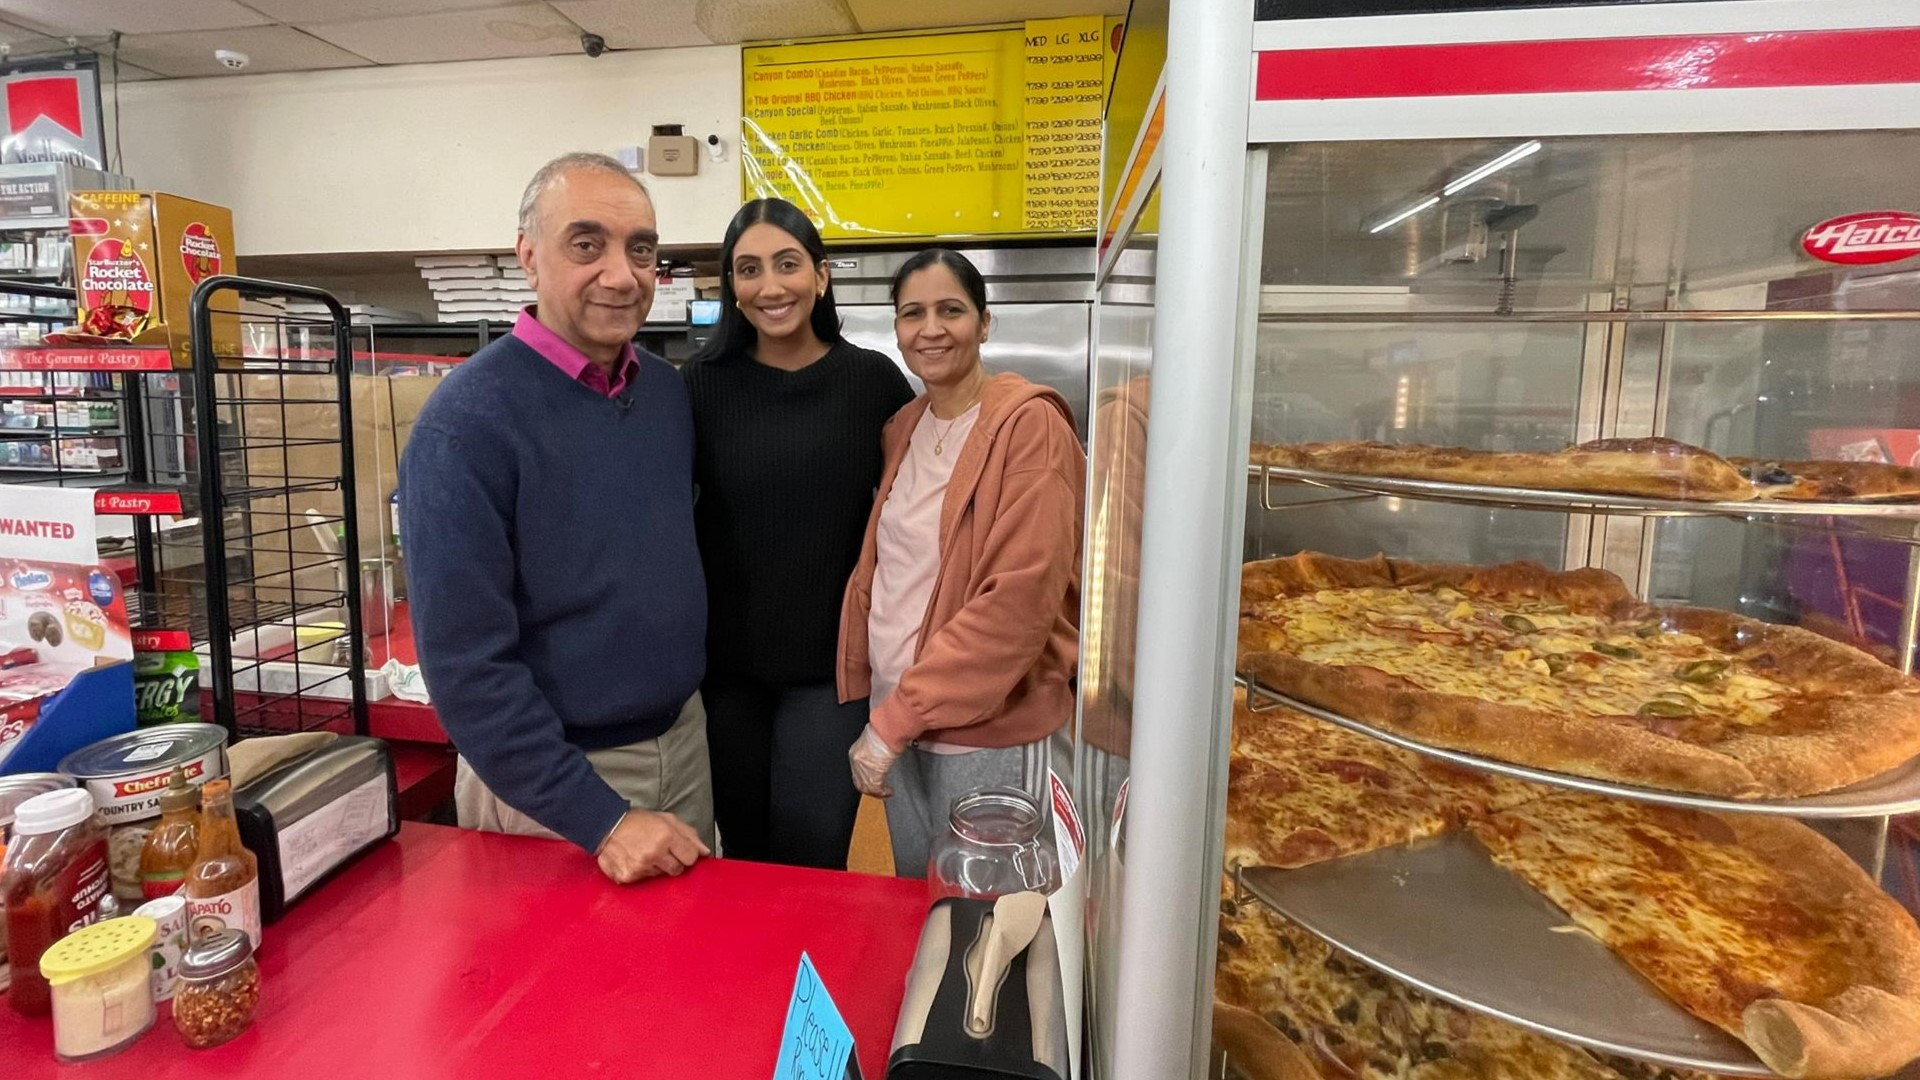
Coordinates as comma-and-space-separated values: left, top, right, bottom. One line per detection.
512, 307, 638, 398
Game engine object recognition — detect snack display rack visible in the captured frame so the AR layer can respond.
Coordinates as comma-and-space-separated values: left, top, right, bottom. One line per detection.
1086, 3, 1920, 1078
0, 275, 367, 741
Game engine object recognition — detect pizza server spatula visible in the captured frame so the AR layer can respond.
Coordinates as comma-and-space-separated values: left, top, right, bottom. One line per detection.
967, 890, 1048, 1036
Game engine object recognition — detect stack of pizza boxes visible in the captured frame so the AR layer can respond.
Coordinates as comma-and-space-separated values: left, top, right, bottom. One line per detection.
47, 191, 241, 369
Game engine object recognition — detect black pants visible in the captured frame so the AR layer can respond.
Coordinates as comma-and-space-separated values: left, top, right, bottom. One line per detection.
702, 677, 870, 870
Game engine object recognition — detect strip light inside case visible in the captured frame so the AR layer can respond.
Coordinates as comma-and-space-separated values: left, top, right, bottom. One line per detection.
1369, 196, 1440, 234
1443, 140, 1543, 196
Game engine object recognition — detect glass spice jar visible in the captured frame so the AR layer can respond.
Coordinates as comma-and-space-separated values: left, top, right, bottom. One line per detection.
926, 787, 1061, 902
173, 929, 259, 1049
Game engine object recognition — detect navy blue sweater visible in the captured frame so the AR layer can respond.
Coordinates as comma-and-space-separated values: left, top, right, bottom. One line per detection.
399, 334, 706, 852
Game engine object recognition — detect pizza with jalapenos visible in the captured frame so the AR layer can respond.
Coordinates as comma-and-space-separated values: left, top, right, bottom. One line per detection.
1236, 553, 1920, 799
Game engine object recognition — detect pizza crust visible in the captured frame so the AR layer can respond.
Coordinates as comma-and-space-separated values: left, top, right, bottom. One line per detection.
1722, 817, 1920, 1078
1249, 438, 1756, 501
1236, 552, 1920, 799
1211, 1001, 1321, 1080
1734, 456, 1920, 502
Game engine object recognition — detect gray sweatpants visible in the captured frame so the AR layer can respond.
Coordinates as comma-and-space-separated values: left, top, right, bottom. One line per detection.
885, 726, 1073, 880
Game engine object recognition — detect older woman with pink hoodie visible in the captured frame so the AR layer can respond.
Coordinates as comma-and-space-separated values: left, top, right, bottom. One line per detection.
837, 248, 1085, 878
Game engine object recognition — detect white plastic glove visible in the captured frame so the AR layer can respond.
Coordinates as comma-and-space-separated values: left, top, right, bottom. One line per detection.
849, 723, 903, 798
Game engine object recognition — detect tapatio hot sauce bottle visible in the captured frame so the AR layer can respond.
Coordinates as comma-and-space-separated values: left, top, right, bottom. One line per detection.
182, 780, 260, 950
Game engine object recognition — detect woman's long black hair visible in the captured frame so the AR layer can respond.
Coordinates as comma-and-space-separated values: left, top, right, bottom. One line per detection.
691, 198, 843, 363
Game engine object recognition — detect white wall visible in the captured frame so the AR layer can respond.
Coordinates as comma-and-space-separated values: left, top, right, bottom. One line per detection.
107, 45, 744, 256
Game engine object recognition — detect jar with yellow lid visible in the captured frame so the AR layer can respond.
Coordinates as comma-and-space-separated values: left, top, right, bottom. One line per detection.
37, 915, 157, 1062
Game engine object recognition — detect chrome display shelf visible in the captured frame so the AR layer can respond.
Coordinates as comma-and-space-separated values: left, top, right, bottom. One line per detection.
1247, 464, 1920, 543
1236, 836, 1774, 1077
1239, 678, 1920, 819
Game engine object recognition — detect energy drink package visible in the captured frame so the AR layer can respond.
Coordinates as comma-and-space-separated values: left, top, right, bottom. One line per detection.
132, 631, 201, 726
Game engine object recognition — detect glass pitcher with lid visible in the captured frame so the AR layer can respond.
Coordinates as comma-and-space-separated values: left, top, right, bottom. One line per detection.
927, 787, 1060, 901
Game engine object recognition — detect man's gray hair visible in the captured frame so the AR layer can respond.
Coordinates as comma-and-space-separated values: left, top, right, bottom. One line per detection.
517, 151, 650, 238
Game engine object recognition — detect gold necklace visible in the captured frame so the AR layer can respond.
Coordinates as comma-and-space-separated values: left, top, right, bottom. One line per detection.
931, 399, 978, 456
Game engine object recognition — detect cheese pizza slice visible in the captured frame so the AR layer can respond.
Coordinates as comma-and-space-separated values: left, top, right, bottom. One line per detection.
1470, 793, 1920, 1079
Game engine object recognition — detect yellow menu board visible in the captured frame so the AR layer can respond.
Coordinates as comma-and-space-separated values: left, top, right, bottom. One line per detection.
741, 18, 1108, 241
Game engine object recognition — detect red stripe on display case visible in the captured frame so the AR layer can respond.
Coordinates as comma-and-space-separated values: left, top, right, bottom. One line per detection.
1255, 28, 1920, 101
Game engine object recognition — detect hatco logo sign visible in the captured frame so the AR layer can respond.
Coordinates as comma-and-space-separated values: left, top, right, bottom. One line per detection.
1802, 211, 1920, 265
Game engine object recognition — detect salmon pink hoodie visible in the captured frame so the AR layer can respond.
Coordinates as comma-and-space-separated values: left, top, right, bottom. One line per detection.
838, 372, 1084, 750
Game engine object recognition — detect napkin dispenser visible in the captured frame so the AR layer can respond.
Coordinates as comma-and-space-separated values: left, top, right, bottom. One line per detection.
234, 735, 397, 924
888, 897, 1069, 1080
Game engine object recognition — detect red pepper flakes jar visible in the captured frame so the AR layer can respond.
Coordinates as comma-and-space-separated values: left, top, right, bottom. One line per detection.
3, 788, 110, 1017
173, 929, 259, 1049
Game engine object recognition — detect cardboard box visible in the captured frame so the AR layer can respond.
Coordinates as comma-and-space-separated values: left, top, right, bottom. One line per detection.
237, 371, 443, 618
51, 190, 241, 369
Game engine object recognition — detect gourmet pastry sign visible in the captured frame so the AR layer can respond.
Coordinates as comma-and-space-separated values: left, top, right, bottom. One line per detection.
742, 18, 1114, 240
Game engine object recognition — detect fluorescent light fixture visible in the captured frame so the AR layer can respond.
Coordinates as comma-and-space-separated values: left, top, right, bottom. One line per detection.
1442, 140, 1542, 196
1368, 196, 1440, 235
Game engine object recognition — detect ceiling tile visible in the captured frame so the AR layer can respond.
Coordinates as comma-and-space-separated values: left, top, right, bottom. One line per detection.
299, 3, 586, 63
693, 0, 853, 44
0, 15, 64, 50
242, 0, 515, 25
845, 0, 1125, 33
100, 60, 166, 81
0, 0, 271, 37
117, 24, 373, 77
549, 0, 710, 49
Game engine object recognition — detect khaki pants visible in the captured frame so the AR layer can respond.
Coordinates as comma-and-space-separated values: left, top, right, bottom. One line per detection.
454, 692, 717, 850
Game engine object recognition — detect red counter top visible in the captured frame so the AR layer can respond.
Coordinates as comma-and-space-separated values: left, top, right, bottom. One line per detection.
0, 823, 929, 1078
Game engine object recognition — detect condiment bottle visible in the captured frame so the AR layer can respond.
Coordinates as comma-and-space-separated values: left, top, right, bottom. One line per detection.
181, 779, 260, 950
3, 788, 111, 1016
137, 768, 199, 899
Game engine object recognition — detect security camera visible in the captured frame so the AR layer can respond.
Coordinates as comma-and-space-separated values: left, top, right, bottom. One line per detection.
580, 32, 607, 58
705, 134, 725, 163
214, 49, 250, 70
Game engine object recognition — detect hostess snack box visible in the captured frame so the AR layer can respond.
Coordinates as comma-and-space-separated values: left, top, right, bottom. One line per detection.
47, 191, 240, 369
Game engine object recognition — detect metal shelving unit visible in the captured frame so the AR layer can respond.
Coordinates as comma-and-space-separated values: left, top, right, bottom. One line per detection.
187, 275, 366, 738
1225, 307, 1920, 1074
0, 274, 369, 741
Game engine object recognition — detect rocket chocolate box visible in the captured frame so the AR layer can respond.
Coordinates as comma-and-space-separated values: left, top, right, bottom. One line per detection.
45, 190, 241, 369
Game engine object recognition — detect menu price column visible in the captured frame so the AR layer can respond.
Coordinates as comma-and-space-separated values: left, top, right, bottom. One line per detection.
1022, 16, 1106, 234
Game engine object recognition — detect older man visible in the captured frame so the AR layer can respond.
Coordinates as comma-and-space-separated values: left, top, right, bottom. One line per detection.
400, 152, 713, 884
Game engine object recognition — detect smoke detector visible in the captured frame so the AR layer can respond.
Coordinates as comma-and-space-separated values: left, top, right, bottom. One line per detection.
214, 49, 250, 71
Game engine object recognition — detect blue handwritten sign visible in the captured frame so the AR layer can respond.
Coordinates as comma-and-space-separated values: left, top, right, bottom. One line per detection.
773, 952, 858, 1080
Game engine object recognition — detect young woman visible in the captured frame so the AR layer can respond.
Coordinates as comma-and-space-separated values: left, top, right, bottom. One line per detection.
684, 198, 913, 869
838, 248, 1085, 878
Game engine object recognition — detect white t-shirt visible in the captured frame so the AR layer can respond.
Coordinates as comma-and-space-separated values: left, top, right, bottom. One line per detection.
868, 402, 982, 752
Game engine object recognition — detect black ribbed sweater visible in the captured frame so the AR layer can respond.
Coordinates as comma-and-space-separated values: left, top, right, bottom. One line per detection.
683, 341, 915, 686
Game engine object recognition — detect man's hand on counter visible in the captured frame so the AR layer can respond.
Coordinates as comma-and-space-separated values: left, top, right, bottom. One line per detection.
596, 809, 712, 884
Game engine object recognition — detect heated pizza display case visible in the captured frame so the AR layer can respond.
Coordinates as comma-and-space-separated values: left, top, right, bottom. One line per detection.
1082, 3, 1920, 1079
